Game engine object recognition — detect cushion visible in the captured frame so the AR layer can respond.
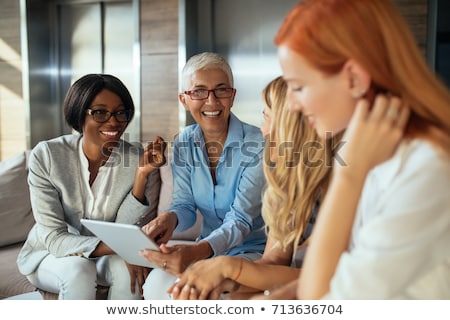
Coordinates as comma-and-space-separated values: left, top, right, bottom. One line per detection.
157, 161, 174, 215
158, 153, 201, 241
137, 167, 162, 226
0, 151, 35, 247
0, 243, 36, 299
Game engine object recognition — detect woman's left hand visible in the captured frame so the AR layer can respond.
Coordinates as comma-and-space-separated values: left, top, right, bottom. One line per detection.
139, 243, 192, 276
125, 262, 151, 297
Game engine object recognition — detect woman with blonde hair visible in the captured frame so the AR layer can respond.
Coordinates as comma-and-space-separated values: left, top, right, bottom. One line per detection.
275, 0, 450, 299
168, 76, 342, 300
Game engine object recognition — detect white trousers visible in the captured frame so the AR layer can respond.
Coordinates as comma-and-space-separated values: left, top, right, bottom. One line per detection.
26, 254, 142, 300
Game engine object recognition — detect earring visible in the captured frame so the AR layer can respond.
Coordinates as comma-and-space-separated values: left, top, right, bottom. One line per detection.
352, 88, 367, 99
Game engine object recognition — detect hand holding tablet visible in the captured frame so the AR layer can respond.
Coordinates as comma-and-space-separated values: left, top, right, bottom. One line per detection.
81, 219, 161, 268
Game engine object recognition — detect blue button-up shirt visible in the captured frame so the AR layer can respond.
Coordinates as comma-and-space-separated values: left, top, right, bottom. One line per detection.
169, 113, 267, 256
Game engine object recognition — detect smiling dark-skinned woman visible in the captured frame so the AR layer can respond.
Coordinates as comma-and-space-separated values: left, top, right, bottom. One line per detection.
17, 74, 165, 299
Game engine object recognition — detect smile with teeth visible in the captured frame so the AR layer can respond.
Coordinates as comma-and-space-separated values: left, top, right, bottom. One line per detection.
202, 110, 221, 117
101, 130, 120, 136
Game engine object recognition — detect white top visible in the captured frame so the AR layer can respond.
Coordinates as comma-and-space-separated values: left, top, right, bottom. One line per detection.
79, 138, 118, 221
325, 139, 450, 299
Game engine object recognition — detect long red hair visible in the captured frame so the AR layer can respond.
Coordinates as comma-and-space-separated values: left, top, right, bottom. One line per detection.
275, 0, 450, 152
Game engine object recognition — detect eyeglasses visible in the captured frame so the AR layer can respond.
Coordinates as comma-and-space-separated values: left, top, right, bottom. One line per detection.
86, 109, 131, 123
184, 88, 235, 100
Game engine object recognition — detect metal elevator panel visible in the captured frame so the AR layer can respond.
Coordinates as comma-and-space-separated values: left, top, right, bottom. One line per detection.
58, 2, 103, 137
24, 0, 140, 147
180, 0, 299, 127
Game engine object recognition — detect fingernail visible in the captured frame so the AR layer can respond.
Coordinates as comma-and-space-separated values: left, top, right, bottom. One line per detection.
182, 285, 190, 292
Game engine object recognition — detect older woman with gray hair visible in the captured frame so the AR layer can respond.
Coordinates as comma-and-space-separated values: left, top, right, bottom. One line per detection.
140, 52, 267, 299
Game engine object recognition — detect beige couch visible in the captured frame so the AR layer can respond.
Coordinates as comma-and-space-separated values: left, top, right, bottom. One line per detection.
0, 150, 200, 300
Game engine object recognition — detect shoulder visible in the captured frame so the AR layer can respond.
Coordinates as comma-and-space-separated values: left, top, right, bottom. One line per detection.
372, 139, 449, 181
242, 122, 264, 143
28, 135, 82, 176
229, 113, 264, 145
401, 140, 449, 170
365, 139, 450, 189
31, 134, 80, 159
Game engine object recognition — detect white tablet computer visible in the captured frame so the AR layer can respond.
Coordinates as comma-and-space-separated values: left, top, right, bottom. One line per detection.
81, 219, 160, 268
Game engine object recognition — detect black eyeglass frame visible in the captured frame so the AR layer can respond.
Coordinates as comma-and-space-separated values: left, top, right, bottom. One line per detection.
183, 87, 236, 100
85, 109, 131, 123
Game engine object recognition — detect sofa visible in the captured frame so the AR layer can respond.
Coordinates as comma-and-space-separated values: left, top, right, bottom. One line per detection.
0, 149, 201, 300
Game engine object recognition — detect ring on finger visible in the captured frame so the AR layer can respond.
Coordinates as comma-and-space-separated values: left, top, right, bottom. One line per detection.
162, 260, 167, 270
386, 107, 399, 120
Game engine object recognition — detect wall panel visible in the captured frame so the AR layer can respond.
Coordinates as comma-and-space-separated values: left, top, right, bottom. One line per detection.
0, 0, 26, 160
140, 0, 179, 145
0, 0, 435, 160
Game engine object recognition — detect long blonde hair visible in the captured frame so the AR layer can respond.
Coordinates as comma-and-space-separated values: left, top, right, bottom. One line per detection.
275, 0, 450, 152
261, 77, 342, 251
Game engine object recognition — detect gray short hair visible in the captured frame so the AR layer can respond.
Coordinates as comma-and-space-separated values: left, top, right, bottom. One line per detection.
181, 52, 234, 91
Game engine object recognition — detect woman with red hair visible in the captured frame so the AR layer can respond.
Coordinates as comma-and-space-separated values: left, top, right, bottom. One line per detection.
275, 0, 450, 299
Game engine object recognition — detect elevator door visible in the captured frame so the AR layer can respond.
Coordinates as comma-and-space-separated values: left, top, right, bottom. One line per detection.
182, 0, 299, 127
26, 0, 139, 147
58, 1, 138, 142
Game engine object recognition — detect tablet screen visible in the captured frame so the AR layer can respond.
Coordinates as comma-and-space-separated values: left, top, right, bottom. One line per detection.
81, 219, 160, 268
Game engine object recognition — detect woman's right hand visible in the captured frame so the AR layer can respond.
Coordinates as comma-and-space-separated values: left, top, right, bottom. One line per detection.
336, 94, 410, 181
141, 212, 177, 244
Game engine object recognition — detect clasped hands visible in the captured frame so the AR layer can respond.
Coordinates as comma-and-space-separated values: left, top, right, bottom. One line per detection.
167, 256, 238, 300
